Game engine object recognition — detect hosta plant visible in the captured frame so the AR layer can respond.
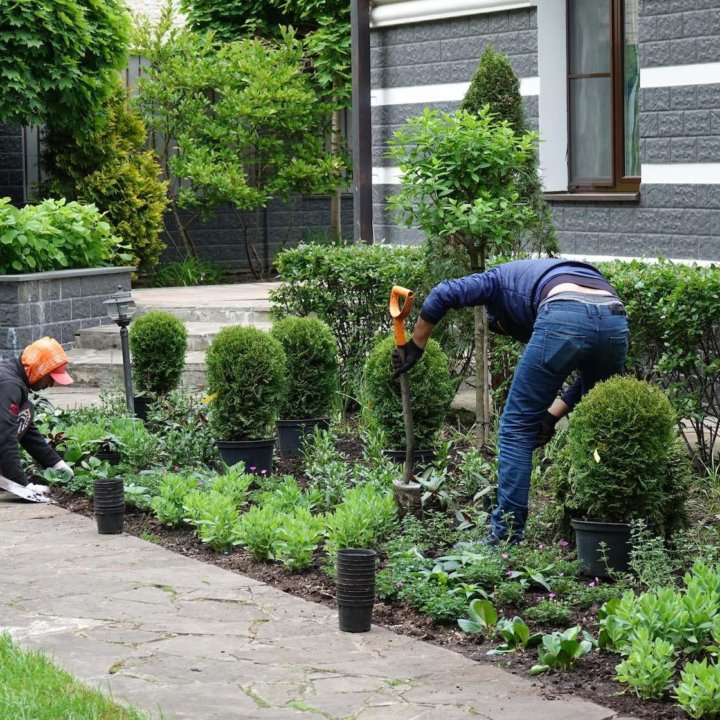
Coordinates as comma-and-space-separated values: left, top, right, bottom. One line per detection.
530, 626, 595, 675
458, 599, 498, 639
488, 616, 542, 655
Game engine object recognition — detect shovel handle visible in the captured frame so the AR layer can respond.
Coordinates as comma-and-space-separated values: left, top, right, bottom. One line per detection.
389, 286, 414, 346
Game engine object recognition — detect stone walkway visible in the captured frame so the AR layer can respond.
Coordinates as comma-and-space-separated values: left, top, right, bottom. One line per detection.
0, 499, 632, 720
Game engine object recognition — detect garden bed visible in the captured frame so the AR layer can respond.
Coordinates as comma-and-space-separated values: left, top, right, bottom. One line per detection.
44, 416, 688, 720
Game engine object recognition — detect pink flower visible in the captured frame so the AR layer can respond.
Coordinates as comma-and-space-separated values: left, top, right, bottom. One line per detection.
548, 593, 556, 599
250, 466, 257, 472
506, 570, 513, 577
173, 466, 180, 472
588, 581, 596, 588
538, 544, 545, 550
260, 469, 267, 476
559, 539, 569, 548
501, 553, 509, 559
396, 581, 404, 589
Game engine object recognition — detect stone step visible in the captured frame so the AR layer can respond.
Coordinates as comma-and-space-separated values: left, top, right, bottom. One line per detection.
74, 320, 273, 351
131, 284, 276, 324
66, 348, 207, 389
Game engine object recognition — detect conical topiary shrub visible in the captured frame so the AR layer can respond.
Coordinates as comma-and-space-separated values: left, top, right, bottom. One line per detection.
362, 334, 454, 451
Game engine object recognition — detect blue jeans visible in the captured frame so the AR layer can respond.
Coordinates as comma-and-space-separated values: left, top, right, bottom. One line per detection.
490, 298, 629, 541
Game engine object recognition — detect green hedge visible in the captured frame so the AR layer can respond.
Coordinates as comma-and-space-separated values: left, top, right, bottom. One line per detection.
271, 243, 426, 401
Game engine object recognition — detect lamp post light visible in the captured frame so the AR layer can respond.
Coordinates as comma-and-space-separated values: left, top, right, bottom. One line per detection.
103, 286, 136, 414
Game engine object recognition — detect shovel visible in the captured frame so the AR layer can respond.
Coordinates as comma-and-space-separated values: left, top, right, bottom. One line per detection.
0, 475, 56, 504
389, 285, 416, 486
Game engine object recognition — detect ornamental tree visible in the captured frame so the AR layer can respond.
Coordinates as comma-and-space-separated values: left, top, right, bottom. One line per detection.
0, 0, 130, 130
388, 108, 536, 446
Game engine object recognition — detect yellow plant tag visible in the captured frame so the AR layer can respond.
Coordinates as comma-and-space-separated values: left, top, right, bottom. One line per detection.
593, 448, 601, 464
201, 392, 218, 405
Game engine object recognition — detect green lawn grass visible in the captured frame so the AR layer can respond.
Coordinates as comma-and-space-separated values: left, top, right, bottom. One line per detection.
0, 633, 153, 720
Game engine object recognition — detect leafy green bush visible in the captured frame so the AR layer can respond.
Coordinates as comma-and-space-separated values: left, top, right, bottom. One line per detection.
676, 659, 720, 718
324, 483, 397, 556
273, 507, 325, 571
615, 628, 676, 700
184, 491, 241, 551
565, 376, 686, 533
271, 243, 426, 398
235, 505, 284, 562
0, 198, 126, 274
362, 335, 453, 450
129, 312, 187, 396
205, 326, 287, 440
270, 316, 338, 419
41, 81, 168, 272
150, 473, 200, 527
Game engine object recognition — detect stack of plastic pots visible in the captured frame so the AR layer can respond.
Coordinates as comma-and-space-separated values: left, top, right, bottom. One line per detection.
336, 548, 376, 633
93, 478, 125, 534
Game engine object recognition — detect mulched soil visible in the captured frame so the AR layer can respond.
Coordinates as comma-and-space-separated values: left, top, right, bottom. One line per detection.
49, 428, 686, 720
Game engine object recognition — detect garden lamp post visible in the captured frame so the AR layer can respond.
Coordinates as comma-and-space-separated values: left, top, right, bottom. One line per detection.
103, 286, 136, 414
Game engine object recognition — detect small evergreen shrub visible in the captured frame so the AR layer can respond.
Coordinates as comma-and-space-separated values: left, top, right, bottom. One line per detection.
362, 335, 454, 450
270, 316, 338, 419
129, 311, 188, 396
565, 376, 687, 534
205, 326, 287, 440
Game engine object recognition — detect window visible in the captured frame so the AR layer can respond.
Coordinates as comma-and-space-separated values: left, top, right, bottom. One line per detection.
567, 0, 640, 192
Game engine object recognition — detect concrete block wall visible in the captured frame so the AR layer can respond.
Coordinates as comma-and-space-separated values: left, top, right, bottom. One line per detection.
549, 0, 720, 259
0, 268, 132, 359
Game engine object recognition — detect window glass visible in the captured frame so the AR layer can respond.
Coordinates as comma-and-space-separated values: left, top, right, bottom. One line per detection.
624, 0, 640, 176
570, 77, 613, 182
569, 0, 611, 75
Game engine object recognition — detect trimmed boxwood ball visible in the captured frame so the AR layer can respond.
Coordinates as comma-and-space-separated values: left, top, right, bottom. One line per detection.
363, 335, 454, 450
205, 326, 287, 440
129, 311, 187, 395
566, 375, 689, 535
270, 316, 338, 419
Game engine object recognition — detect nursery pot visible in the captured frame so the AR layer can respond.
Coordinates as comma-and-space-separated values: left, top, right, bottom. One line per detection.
134, 396, 152, 422
336, 548, 376, 633
572, 519, 632, 578
94, 450, 121, 466
383, 449, 436, 475
93, 478, 125, 535
276, 419, 329, 458
215, 439, 274, 475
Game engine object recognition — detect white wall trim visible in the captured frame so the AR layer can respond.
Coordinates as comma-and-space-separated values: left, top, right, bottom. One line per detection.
371, 0, 532, 28
563, 254, 718, 267
536, 0, 567, 193
371, 77, 539, 106
373, 166, 404, 184
642, 163, 720, 185
641, 62, 720, 89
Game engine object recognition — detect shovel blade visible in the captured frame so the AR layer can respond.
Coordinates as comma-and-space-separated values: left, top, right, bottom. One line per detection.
0, 476, 56, 504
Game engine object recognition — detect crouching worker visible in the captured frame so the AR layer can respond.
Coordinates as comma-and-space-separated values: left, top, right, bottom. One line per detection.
0, 338, 74, 496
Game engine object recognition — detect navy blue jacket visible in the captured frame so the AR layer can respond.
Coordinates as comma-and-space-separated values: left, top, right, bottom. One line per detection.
420, 258, 611, 343
420, 259, 616, 408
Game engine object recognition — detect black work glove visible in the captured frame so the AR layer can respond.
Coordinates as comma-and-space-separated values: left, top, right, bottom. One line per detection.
391, 339, 424, 379
535, 411, 560, 449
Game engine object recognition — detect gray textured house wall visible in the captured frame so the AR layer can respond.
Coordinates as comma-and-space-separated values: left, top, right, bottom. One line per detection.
371, 8, 539, 244
0, 125, 24, 206
371, 1, 720, 261
551, 0, 720, 259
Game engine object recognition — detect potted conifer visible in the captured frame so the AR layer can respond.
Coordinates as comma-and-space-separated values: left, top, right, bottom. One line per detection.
270, 316, 339, 457
129, 311, 187, 420
205, 326, 287, 473
565, 376, 690, 577
362, 334, 454, 471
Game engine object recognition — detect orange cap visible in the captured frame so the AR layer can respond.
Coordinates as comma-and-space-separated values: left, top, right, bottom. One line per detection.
21, 338, 73, 386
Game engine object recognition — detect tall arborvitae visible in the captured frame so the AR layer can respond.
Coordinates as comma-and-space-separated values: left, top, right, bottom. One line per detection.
462, 46, 559, 256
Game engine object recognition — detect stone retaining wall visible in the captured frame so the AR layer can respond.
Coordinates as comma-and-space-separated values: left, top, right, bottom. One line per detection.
0, 267, 133, 359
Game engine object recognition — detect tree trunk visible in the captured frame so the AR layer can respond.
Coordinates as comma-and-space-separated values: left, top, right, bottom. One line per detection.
170, 200, 197, 259
330, 109, 343, 240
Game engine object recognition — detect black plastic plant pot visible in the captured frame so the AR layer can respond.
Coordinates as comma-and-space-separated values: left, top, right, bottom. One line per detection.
95, 510, 124, 535
134, 396, 153, 422
338, 603, 373, 633
215, 439, 274, 475
383, 449, 436, 475
276, 419, 330, 458
94, 451, 121, 466
572, 519, 632, 578
337, 548, 377, 570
